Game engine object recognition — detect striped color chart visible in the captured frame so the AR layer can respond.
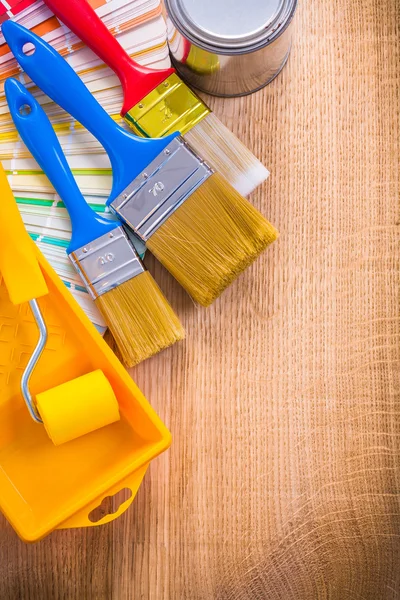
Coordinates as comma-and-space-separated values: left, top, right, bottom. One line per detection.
0, 0, 169, 331
0, 0, 38, 23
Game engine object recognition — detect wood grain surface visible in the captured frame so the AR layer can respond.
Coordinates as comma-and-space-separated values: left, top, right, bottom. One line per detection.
1, 0, 399, 598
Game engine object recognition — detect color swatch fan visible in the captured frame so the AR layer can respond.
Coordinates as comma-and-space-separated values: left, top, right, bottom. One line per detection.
0, 0, 171, 331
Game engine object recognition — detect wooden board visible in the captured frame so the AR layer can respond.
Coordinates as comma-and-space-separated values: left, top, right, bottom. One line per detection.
1, 0, 399, 597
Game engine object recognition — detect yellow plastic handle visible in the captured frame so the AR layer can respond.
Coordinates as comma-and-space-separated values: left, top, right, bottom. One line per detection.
0, 164, 48, 304
57, 464, 149, 530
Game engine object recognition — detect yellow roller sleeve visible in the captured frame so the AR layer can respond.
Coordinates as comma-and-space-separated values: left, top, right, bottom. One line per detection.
36, 370, 120, 446
0, 163, 48, 304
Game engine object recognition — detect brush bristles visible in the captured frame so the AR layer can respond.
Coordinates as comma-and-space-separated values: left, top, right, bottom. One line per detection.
147, 173, 278, 307
184, 112, 269, 197
95, 271, 184, 367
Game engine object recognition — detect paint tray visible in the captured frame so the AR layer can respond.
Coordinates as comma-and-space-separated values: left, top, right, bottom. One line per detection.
0, 245, 171, 542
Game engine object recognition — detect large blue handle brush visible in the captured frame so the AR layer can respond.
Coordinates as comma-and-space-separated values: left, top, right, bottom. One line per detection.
8, 0, 270, 199
4, 23, 279, 307
6, 78, 184, 367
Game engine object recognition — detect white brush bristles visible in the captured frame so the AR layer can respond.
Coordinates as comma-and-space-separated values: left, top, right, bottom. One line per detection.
184, 112, 269, 197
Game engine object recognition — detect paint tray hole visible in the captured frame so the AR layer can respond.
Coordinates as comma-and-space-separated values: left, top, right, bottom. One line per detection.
88, 488, 132, 523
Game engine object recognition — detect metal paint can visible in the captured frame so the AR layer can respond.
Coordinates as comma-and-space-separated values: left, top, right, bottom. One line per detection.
165, 0, 298, 97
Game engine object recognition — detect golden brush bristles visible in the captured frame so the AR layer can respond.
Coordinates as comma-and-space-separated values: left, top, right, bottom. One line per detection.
147, 173, 278, 307
95, 271, 184, 367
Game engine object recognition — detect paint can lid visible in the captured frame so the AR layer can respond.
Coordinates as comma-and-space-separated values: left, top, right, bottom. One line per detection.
166, 0, 296, 53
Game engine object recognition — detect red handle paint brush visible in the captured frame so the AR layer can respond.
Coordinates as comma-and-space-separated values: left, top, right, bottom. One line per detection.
42, 0, 270, 198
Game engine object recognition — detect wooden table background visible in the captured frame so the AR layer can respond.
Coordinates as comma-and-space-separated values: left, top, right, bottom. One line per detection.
1, 0, 399, 598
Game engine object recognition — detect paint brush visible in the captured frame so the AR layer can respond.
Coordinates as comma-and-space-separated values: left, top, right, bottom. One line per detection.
6, 77, 184, 367
4, 23, 278, 307
41, 0, 270, 198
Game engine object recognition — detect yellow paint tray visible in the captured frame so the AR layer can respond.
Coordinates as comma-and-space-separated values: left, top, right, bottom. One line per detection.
0, 166, 171, 542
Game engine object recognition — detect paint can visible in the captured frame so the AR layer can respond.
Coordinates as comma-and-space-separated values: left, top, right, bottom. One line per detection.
165, 0, 298, 97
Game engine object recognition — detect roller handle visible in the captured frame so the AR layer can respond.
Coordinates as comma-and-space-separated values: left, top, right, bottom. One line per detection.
43, 0, 174, 115
5, 78, 116, 253
2, 21, 178, 201
0, 164, 48, 305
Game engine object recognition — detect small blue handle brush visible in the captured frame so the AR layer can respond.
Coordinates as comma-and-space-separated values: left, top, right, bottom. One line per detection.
5, 83, 117, 255
4, 22, 279, 307
6, 78, 184, 366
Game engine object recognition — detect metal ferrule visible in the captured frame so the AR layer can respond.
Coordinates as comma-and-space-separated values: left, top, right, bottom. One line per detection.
124, 73, 210, 138
110, 136, 213, 243
69, 226, 144, 299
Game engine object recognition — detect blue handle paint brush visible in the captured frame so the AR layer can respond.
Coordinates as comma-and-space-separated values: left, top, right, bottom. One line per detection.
4, 22, 278, 307
6, 78, 184, 367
